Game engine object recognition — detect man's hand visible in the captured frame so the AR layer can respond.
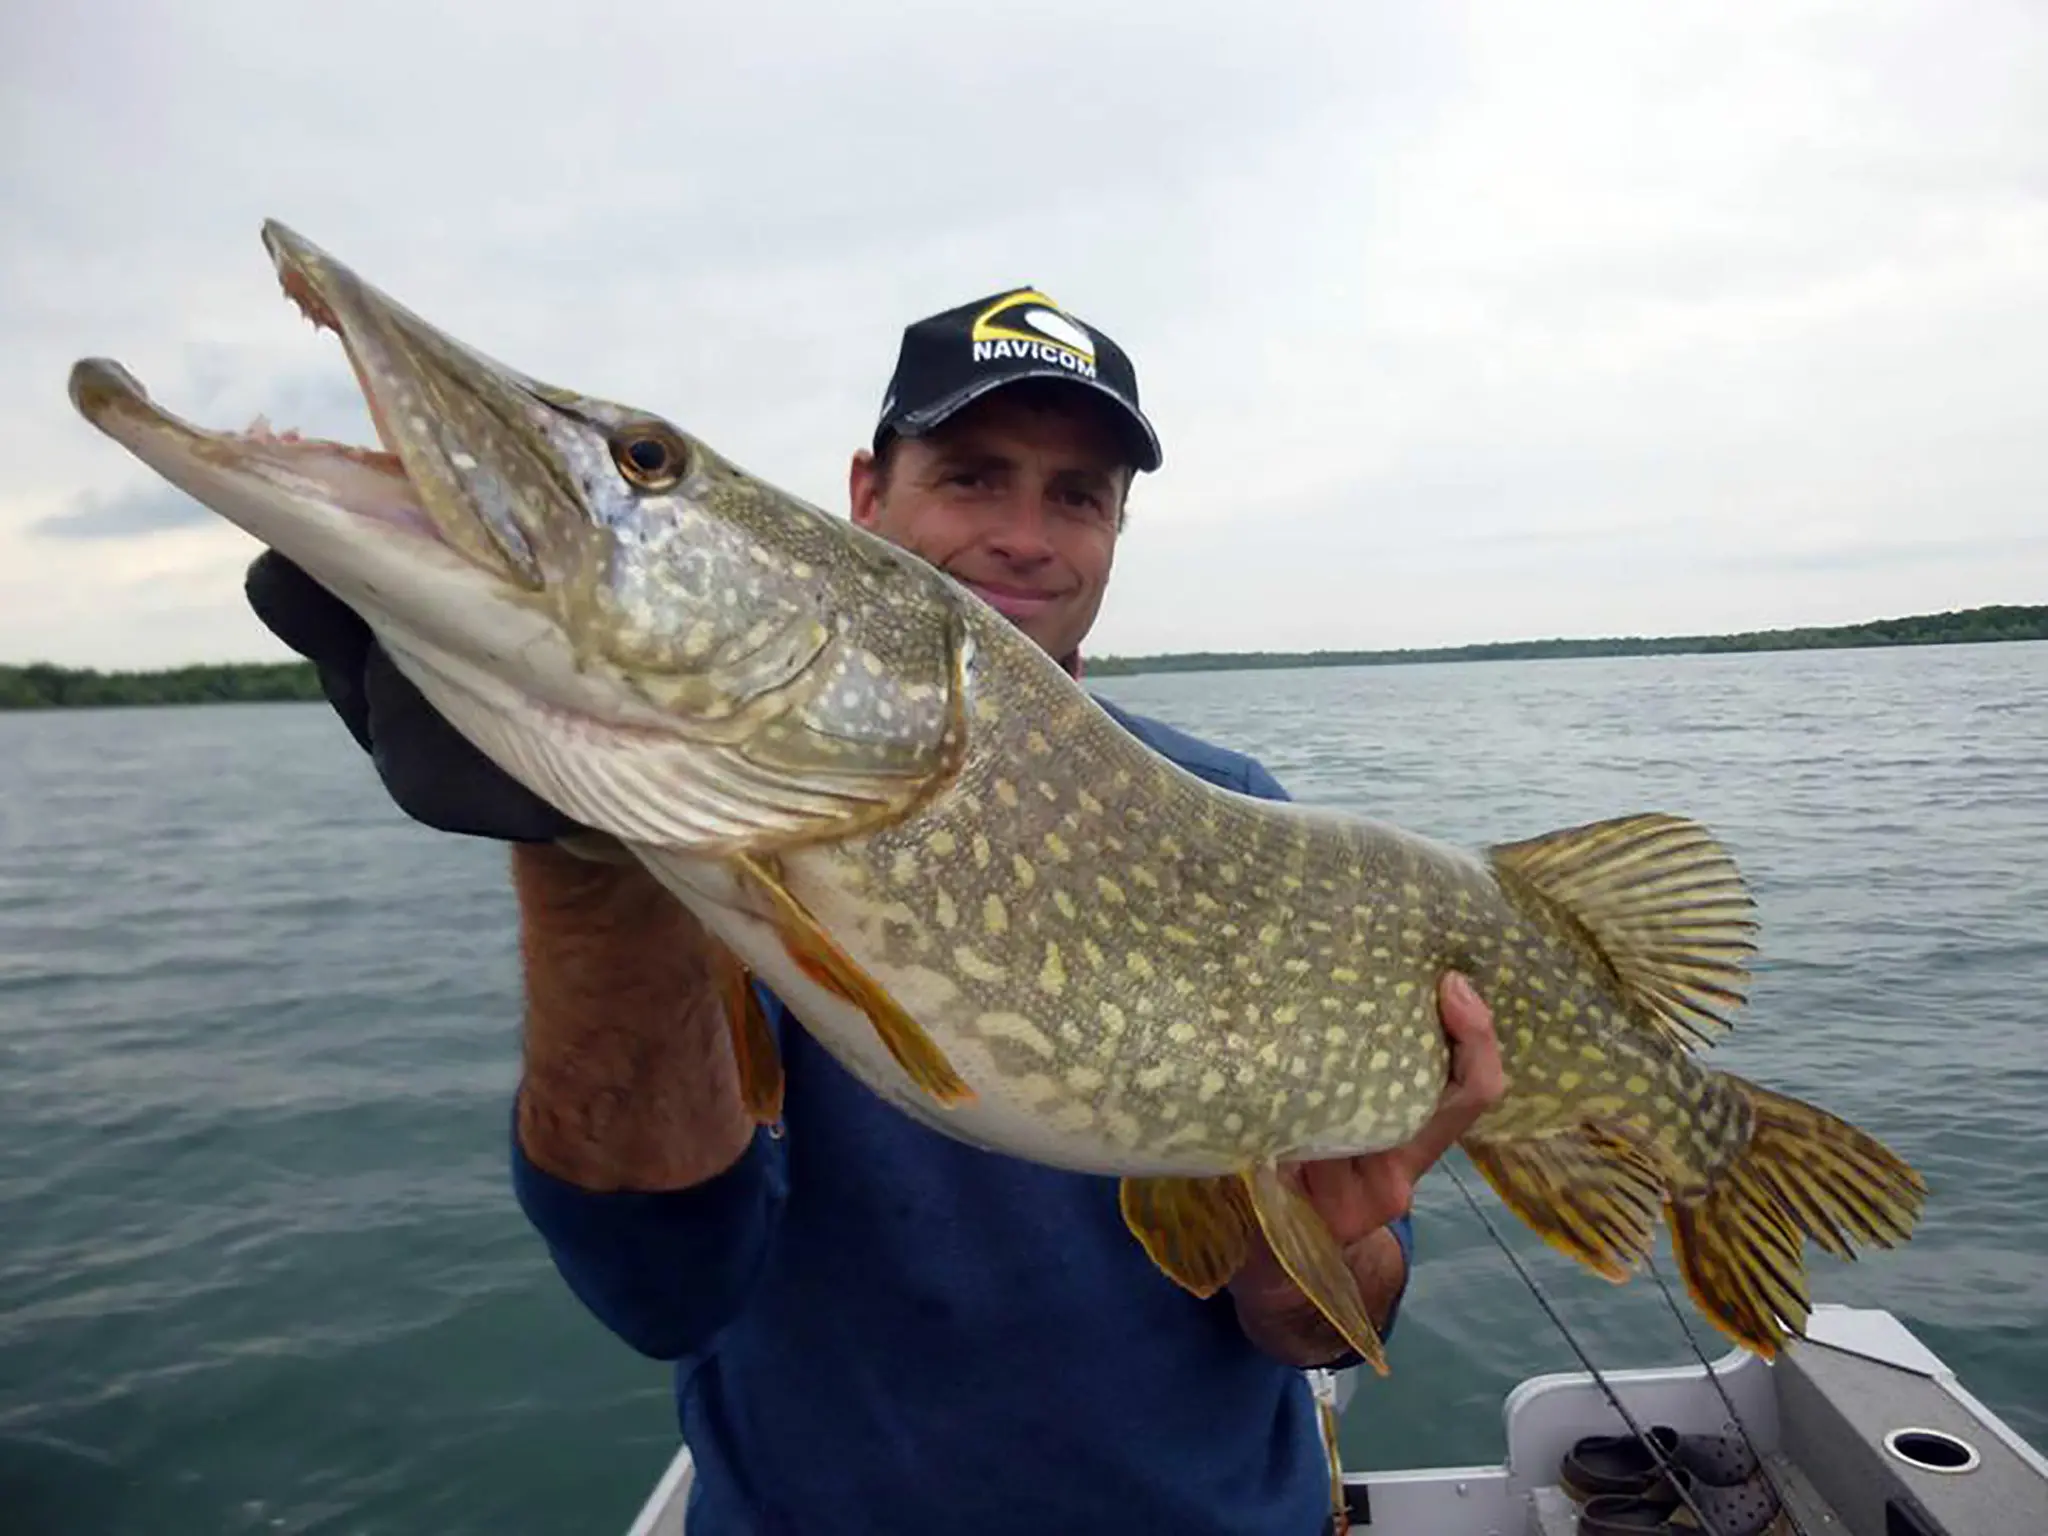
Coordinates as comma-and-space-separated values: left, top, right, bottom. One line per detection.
246, 551, 586, 843
1229, 971, 1506, 1367
1300, 972, 1509, 1236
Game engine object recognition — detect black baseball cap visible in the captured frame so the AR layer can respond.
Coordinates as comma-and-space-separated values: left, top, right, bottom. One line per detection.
872, 286, 1163, 473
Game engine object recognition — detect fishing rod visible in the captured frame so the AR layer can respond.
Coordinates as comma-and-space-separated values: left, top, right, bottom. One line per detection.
1643, 1250, 1797, 1522
1444, 1160, 1808, 1536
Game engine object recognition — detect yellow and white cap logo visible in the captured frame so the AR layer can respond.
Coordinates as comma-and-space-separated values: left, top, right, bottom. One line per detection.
969, 289, 1099, 378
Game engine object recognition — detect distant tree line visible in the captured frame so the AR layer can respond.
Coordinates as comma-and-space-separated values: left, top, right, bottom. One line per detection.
3, 604, 2042, 709
1084, 604, 2048, 677
0, 660, 324, 710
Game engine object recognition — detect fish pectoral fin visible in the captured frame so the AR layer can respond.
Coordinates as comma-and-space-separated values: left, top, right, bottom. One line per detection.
1489, 812, 1759, 1051
1667, 1073, 1926, 1359
1460, 1124, 1665, 1282
709, 941, 784, 1126
1119, 1175, 1257, 1297
1239, 1164, 1390, 1376
732, 853, 975, 1108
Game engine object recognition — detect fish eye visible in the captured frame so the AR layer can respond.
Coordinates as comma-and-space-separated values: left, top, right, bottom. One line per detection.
610, 423, 690, 491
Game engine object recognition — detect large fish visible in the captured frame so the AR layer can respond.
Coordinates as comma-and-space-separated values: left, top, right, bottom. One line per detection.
68, 223, 1926, 1373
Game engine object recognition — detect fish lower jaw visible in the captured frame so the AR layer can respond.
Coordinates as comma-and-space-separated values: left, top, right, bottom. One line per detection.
68, 356, 446, 550
71, 362, 584, 716
236, 422, 440, 541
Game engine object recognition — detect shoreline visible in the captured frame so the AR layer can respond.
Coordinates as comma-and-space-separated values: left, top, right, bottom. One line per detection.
1084, 603, 2047, 677
4, 603, 2043, 710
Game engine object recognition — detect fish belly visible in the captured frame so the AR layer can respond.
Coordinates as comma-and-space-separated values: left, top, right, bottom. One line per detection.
637, 847, 1237, 1176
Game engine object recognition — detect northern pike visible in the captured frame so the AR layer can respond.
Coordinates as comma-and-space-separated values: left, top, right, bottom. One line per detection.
67, 223, 1926, 1373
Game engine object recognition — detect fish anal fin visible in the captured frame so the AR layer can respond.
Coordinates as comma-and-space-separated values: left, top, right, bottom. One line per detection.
1668, 1073, 1927, 1359
733, 853, 975, 1108
1490, 812, 1759, 1051
1240, 1165, 1390, 1376
1120, 1175, 1256, 1298
1461, 1124, 1665, 1282
708, 941, 784, 1126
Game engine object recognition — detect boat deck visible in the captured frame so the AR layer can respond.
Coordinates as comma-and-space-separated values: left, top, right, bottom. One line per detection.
1512, 1308, 2048, 1536
625, 1307, 2048, 1535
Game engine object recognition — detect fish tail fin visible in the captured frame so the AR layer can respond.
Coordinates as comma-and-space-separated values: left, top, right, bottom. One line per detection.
1667, 1073, 1927, 1357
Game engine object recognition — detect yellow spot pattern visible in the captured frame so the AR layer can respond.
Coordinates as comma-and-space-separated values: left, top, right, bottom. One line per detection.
1038, 943, 1066, 996
954, 945, 1005, 983
974, 1012, 1054, 1058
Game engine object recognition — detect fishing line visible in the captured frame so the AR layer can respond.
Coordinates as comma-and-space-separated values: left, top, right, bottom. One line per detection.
1445, 1161, 1818, 1535
1642, 1253, 1800, 1528
1444, 1161, 1735, 1536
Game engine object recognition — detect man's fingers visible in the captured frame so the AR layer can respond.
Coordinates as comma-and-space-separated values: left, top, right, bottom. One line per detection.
244, 552, 378, 750
1284, 973, 1514, 1235
1393, 1102, 1476, 1186
363, 649, 583, 842
1437, 971, 1507, 1109
245, 551, 371, 672
1366, 971, 1510, 1187
1287, 1156, 1412, 1245
1438, 971, 1493, 1046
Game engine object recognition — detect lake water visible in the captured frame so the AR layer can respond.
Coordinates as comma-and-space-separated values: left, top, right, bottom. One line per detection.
3, 643, 2044, 1534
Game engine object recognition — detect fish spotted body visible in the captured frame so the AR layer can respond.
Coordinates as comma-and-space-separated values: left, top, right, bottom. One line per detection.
67, 224, 1927, 1374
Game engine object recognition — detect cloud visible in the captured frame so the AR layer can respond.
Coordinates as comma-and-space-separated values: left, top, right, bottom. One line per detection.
25, 356, 378, 538
1722, 533, 2048, 577
34, 484, 209, 540
2, 0, 2045, 668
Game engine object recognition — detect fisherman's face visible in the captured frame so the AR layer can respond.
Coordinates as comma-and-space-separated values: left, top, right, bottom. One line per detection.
849, 387, 1130, 666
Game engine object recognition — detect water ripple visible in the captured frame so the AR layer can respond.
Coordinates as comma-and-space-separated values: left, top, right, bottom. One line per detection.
3, 646, 2046, 1527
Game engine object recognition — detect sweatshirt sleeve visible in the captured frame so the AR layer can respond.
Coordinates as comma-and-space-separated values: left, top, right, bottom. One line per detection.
508, 988, 792, 1362
1242, 757, 1292, 803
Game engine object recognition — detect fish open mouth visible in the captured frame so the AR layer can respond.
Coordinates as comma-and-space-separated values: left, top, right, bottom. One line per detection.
263, 225, 413, 488
69, 353, 445, 547
67, 221, 449, 547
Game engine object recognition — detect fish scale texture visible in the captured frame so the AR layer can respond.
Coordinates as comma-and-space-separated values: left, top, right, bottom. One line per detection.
513, 699, 1412, 1536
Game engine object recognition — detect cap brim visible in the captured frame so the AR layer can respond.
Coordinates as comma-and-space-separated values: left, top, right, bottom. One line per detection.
883, 369, 1163, 473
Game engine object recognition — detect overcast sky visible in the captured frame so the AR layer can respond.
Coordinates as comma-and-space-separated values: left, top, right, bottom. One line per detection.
4, 0, 2043, 669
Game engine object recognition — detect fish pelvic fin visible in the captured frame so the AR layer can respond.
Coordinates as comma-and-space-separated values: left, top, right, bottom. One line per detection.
708, 941, 784, 1126
1240, 1164, 1390, 1377
1490, 812, 1758, 1051
1668, 1073, 1927, 1358
1119, 1175, 1257, 1298
1461, 1124, 1664, 1282
733, 852, 976, 1108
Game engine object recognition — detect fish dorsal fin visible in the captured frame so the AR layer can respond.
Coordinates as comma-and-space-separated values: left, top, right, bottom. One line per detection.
1488, 812, 1758, 1050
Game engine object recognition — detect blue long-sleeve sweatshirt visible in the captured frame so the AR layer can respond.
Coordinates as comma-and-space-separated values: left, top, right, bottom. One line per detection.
512, 698, 1413, 1535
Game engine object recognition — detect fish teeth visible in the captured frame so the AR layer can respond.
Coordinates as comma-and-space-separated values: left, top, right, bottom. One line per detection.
243, 415, 311, 444
278, 265, 342, 333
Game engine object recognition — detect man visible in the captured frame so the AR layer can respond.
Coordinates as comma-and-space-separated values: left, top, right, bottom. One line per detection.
247, 286, 1505, 1534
